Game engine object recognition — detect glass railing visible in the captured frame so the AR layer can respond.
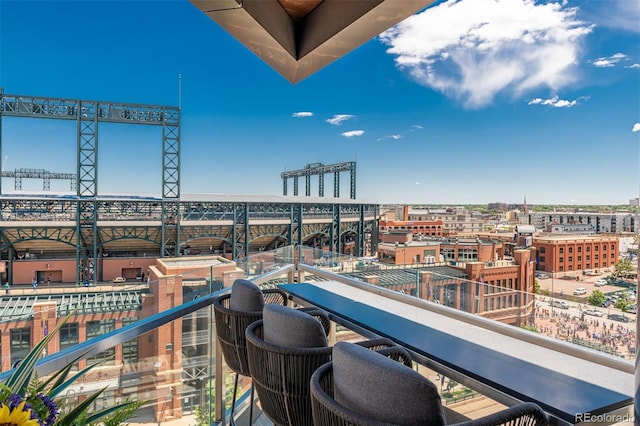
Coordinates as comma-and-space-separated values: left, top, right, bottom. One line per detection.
0, 245, 633, 425
294, 246, 636, 361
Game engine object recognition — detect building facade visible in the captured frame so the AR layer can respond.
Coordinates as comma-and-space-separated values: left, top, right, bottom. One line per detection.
528, 211, 635, 233
533, 235, 620, 274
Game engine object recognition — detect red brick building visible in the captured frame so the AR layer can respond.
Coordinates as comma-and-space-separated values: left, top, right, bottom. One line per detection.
533, 235, 619, 274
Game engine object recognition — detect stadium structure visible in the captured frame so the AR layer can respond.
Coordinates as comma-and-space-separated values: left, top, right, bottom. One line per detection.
0, 91, 378, 285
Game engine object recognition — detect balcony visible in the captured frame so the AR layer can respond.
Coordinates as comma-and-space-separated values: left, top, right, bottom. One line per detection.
0, 246, 634, 425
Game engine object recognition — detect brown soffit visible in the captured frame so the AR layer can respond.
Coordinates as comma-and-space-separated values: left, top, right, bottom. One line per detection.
190, 0, 435, 84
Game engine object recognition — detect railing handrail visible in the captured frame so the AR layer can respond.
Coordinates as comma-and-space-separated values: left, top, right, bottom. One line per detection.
0, 264, 294, 382
298, 263, 634, 374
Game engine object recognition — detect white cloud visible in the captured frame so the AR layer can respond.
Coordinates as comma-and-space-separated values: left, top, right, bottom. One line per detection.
341, 130, 364, 138
412, 124, 424, 129
592, 52, 627, 67
627, 63, 640, 69
292, 111, 313, 118
378, 134, 404, 141
379, 0, 593, 109
633, 123, 640, 133
528, 95, 588, 108
326, 114, 355, 125
581, 1, 640, 34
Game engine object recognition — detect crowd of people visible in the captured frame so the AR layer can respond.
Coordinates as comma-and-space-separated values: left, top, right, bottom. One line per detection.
534, 306, 636, 359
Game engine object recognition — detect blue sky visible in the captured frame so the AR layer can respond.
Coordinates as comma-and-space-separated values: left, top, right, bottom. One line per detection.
0, 0, 638, 205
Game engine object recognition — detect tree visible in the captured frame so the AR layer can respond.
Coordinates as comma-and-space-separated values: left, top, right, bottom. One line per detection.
612, 259, 634, 279
193, 373, 236, 426
587, 290, 606, 307
615, 295, 632, 313
534, 279, 540, 294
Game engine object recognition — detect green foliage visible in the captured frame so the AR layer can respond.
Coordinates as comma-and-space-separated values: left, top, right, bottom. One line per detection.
614, 295, 632, 312
521, 324, 539, 333
0, 311, 142, 425
587, 290, 606, 306
93, 398, 145, 426
534, 280, 540, 294
193, 373, 237, 426
613, 259, 634, 278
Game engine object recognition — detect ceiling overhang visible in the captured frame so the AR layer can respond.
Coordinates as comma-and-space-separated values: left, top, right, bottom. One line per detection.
190, 0, 435, 84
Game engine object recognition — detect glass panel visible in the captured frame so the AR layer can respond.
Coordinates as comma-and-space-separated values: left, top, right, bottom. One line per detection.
51, 303, 221, 425
296, 247, 636, 360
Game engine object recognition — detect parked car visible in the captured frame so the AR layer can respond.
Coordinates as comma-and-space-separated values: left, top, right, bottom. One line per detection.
625, 304, 637, 314
583, 309, 603, 317
573, 287, 587, 296
607, 314, 629, 323
601, 299, 614, 308
594, 279, 607, 287
550, 300, 569, 309
535, 272, 550, 279
112, 276, 126, 283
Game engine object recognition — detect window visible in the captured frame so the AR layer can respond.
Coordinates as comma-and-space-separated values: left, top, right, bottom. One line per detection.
578, 256, 582, 261
611, 244, 615, 250
539, 256, 545, 263
586, 255, 590, 261
60, 323, 79, 350
87, 320, 115, 365
442, 248, 455, 262
595, 255, 599, 260
559, 247, 564, 254
559, 257, 564, 263
459, 249, 478, 262
568, 256, 573, 262
586, 246, 591, 252
60, 323, 79, 371
578, 247, 582, 253
595, 246, 599, 252
539, 247, 546, 254
568, 247, 573, 253
122, 317, 138, 364
10, 328, 31, 367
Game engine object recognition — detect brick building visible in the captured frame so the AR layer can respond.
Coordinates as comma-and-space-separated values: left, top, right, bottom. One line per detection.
533, 235, 620, 274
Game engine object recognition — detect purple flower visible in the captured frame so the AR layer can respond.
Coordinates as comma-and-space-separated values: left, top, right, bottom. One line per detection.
6, 393, 37, 420
36, 394, 59, 426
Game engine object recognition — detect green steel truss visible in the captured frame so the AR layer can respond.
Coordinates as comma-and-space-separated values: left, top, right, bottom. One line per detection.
281, 161, 357, 199
0, 93, 377, 284
0, 92, 181, 282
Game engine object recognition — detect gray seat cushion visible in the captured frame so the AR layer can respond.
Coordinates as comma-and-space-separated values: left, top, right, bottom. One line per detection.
263, 304, 328, 348
229, 279, 265, 312
332, 341, 445, 426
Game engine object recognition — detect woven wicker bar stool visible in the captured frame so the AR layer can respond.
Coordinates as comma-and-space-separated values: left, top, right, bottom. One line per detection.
310, 341, 549, 426
213, 279, 287, 425
246, 304, 398, 426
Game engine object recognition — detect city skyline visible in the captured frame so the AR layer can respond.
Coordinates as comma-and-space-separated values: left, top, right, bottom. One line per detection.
0, 0, 638, 205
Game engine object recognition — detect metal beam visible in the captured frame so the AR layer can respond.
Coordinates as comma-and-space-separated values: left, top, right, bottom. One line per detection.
281, 161, 357, 199
1, 168, 76, 191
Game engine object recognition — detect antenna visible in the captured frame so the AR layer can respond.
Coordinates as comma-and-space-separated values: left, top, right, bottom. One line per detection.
178, 74, 182, 109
